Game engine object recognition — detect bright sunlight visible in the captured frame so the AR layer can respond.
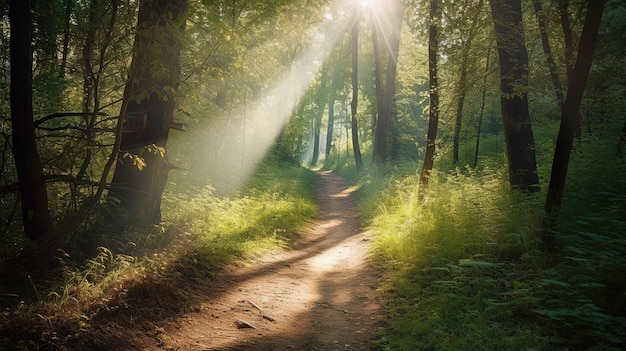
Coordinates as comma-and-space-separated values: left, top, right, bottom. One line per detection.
183, 2, 351, 194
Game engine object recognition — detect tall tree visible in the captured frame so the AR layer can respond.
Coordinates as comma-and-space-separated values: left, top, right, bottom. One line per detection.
543, 0, 605, 251
9, 0, 51, 240
310, 69, 328, 166
419, 0, 441, 188
489, 0, 539, 192
452, 0, 484, 164
325, 69, 337, 159
372, 0, 405, 164
109, 0, 188, 225
351, 0, 363, 170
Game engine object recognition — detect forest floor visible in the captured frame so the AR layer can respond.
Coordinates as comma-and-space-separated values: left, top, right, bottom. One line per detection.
67, 171, 386, 350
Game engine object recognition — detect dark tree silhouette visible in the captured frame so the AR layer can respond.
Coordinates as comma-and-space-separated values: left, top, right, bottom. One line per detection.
489, 0, 539, 192
9, 0, 51, 240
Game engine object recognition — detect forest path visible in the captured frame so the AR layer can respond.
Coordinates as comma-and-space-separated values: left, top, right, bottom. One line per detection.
137, 171, 384, 350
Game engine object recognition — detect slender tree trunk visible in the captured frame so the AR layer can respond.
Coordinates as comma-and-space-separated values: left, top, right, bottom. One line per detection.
543, 0, 604, 252
371, 5, 383, 148
110, 0, 187, 225
419, 0, 440, 188
474, 46, 491, 168
533, 0, 565, 110
489, 0, 539, 192
9, 0, 51, 240
453, 0, 483, 165
351, 0, 362, 170
311, 69, 327, 166
326, 69, 337, 158
373, 0, 404, 164
559, 0, 575, 83
558, 0, 582, 137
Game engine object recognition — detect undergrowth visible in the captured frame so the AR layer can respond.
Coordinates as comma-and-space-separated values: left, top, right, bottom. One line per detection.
0, 156, 317, 349
340, 140, 626, 350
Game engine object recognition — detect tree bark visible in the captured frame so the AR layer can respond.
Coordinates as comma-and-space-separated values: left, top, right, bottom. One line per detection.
543, 0, 605, 251
351, 0, 363, 170
310, 69, 327, 166
419, 0, 440, 188
325, 69, 337, 158
474, 46, 491, 168
109, 0, 187, 225
489, 0, 539, 192
9, 0, 51, 240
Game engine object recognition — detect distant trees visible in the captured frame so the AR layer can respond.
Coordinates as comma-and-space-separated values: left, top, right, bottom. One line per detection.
372, 0, 406, 164
0, 0, 620, 255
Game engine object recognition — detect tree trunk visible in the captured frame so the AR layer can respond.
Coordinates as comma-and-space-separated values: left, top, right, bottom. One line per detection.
558, 0, 582, 137
533, 0, 566, 111
325, 69, 337, 158
489, 0, 539, 192
474, 46, 491, 168
453, 0, 483, 165
419, 0, 440, 188
351, 0, 363, 170
310, 69, 327, 166
9, 0, 51, 240
543, 0, 604, 251
372, 0, 404, 164
109, 0, 187, 225
370, 4, 383, 150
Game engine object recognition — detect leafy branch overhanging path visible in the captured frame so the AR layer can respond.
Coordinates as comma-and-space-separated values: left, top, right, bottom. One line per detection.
141, 171, 384, 350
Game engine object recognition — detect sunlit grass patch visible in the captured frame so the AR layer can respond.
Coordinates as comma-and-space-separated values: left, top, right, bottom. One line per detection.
0, 157, 318, 347
347, 151, 626, 350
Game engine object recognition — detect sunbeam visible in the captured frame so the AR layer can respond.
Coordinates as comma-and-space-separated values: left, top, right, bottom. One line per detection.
179, 2, 351, 195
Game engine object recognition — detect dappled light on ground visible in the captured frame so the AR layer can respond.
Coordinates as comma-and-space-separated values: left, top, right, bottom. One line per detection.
134, 171, 384, 350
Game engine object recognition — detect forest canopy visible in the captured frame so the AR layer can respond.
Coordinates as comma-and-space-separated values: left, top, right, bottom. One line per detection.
1, 0, 625, 349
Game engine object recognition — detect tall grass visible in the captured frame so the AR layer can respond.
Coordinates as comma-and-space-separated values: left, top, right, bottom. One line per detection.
0, 156, 318, 348
341, 134, 626, 350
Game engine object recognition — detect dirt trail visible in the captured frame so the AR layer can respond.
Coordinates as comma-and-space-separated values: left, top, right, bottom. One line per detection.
156, 170, 385, 350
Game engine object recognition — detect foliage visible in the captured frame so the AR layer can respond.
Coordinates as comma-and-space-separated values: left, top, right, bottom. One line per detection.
339, 140, 626, 350
0, 159, 317, 348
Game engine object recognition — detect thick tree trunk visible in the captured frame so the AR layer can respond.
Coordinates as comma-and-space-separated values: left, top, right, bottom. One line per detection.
110, 0, 187, 225
372, 0, 404, 164
419, 0, 440, 188
9, 0, 51, 240
489, 0, 539, 192
543, 0, 604, 251
351, 0, 362, 170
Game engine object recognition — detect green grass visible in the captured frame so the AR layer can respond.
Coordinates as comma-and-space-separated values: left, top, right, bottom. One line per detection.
339, 136, 626, 351
0, 155, 318, 348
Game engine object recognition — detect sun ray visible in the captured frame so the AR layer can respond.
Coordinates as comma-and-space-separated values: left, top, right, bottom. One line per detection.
185, 2, 350, 194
